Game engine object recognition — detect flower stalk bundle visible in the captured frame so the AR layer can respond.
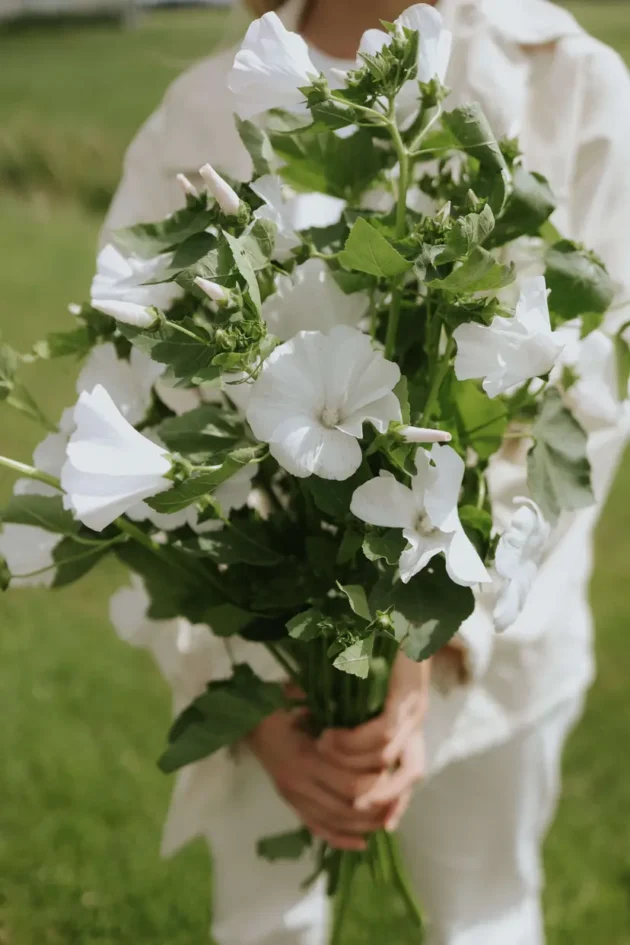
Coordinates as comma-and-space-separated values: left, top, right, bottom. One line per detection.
1, 4, 627, 940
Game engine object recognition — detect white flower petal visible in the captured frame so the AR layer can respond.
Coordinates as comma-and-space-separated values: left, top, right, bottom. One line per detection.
91, 244, 182, 326
228, 12, 316, 120
261, 258, 368, 341
399, 526, 448, 583
77, 343, 163, 425
445, 526, 491, 587
425, 444, 464, 532
91, 299, 156, 328
493, 498, 550, 631
0, 523, 59, 588
61, 385, 173, 532
350, 473, 416, 529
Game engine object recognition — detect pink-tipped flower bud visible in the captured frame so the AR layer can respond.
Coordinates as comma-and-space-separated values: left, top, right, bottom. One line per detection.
199, 163, 240, 216
176, 173, 199, 198
400, 425, 452, 444
194, 276, 228, 303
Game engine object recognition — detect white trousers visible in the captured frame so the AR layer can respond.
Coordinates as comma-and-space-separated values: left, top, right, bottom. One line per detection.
206, 696, 583, 945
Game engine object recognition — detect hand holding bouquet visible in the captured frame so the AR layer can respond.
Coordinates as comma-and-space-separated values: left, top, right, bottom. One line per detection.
1, 4, 625, 941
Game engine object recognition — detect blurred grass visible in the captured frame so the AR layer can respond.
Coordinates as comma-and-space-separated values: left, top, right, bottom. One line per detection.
0, 3, 629, 944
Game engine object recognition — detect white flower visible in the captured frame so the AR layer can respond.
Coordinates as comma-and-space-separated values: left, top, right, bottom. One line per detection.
290, 193, 346, 231
61, 384, 173, 532
109, 575, 214, 712
359, 4, 452, 85
194, 276, 229, 303
91, 244, 183, 327
251, 175, 302, 259
350, 444, 490, 586
453, 276, 564, 398
493, 498, 550, 631
247, 326, 401, 480
556, 328, 628, 433
262, 258, 369, 341
199, 163, 241, 216
77, 343, 164, 426
228, 11, 317, 120
0, 523, 60, 588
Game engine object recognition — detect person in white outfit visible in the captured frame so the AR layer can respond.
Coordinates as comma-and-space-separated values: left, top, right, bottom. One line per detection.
104, 1, 630, 943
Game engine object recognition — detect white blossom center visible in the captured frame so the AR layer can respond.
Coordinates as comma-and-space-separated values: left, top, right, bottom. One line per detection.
320, 406, 342, 429
415, 510, 439, 537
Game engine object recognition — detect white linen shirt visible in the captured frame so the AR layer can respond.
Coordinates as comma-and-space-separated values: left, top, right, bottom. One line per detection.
103, 0, 630, 855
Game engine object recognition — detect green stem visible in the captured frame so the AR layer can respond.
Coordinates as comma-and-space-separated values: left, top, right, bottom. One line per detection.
0, 455, 61, 491
164, 318, 210, 344
330, 853, 356, 945
384, 112, 411, 362
384, 832, 424, 930
421, 336, 454, 425
7, 385, 57, 433
265, 642, 304, 690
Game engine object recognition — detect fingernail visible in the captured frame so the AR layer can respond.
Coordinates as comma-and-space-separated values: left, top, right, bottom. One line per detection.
385, 819, 399, 833
354, 797, 369, 811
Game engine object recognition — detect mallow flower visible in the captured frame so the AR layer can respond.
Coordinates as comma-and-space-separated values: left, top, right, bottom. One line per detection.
91, 244, 183, 328
359, 4, 452, 85
228, 11, 317, 120
61, 384, 174, 532
262, 258, 369, 341
0, 523, 61, 588
350, 444, 490, 586
251, 175, 301, 259
453, 276, 564, 398
556, 328, 628, 432
77, 343, 164, 426
493, 498, 550, 631
246, 325, 401, 480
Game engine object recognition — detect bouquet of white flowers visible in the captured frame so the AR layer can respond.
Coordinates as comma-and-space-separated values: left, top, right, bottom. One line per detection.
1, 4, 626, 941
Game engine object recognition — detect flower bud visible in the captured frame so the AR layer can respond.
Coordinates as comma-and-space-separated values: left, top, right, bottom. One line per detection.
400, 425, 452, 444
176, 173, 199, 199
199, 163, 240, 216
194, 276, 228, 303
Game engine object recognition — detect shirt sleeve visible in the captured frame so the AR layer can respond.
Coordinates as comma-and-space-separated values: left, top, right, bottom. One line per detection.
100, 106, 182, 246
568, 42, 630, 325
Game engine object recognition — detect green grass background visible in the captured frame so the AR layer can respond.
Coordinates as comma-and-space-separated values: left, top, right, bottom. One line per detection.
0, 3, 629, 942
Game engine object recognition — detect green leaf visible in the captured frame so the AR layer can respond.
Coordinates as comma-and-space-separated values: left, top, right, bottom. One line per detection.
489, 167, 556, 247
336, 527, 363, 565
370, 560, 475, 661
336, 582, 372, 621
393, 376, 410, 424
440, 204, 495, 260
236, 116, 275, 178
442, 103, 510, 212
158, 664, 287, 773
305, 463, 369, 520
0, 342, 18, 401
148, 446, 265, 514
239, 218, 277, 271
339, 217, 412, 278
156, 404, 244, 455
224, 231, 262, 310
458, 504, 493, 557
0, 555, 10, 592
201, 603, 256, 637
51, 537, 109, 588
33, 327, 94, 360
333, 633, 374, 679
455, 379, 508, 460
287, 608, 324, 642
362, 529, 407, 566
189, 524, 285, 568
545, 240, 614, 321
527, 389, 594, 523
257, 828, 312, 863
176, 235, 236, 293
118, 318, 219, 386
114, 197, 215, 258
428, 246, 515, 293
1, 494, 77, 535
